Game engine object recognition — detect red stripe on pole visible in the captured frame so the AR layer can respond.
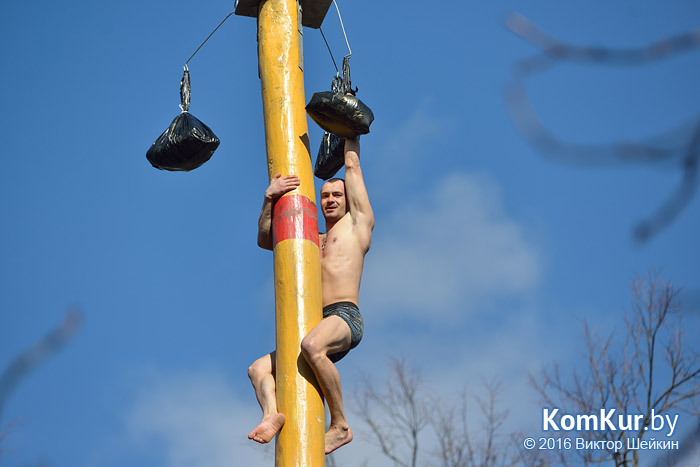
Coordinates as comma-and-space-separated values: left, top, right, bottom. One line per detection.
272, 194, 320, 247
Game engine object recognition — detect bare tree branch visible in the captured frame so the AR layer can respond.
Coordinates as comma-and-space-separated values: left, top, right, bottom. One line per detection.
0, 309, 82, 466
353, 359, 517, 467
504, 13, 700, 242
0, 309, 82, 424
353, 357, 428, 467
530, 271, 700, 466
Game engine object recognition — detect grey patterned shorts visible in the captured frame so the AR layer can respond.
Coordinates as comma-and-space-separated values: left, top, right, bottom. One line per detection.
323, 301, 363, 363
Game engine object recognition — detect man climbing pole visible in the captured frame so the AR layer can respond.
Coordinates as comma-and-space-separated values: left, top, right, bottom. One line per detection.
248, 135, 374, 454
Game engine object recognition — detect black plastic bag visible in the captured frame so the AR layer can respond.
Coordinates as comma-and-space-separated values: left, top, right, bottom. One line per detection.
306, 93, 374, 138
313, 75, 346, 180
314, 131, 345, 180
306, 57, 374, 139
146, 68, 220, 172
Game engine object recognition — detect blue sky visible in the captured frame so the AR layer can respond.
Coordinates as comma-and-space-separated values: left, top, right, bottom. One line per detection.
1, 0, 699, 465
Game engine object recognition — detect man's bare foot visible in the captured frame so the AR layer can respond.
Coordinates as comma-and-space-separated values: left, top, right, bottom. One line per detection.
248, 413, 286, 444
325, 424, 352, 454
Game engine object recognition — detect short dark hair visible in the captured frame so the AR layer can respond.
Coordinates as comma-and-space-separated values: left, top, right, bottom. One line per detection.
321, 178, 345, 192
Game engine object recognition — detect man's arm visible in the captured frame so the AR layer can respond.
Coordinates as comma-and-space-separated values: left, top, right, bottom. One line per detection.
344, 137, 374, 234
257, 173, 301, 250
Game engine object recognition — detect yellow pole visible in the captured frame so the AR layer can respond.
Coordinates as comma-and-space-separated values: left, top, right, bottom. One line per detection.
257, 0, 325, 465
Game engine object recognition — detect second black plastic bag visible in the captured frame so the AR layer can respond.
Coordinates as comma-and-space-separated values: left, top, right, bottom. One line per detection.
313, 75, 346, 180
315, 131, 345, 180
146, 68, 220, 172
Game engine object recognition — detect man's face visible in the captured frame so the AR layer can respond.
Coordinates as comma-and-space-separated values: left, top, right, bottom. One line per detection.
320, 180, 346, 222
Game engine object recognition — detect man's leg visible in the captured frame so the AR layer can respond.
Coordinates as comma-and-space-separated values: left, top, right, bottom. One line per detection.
300, 316, 353, 454
247, 351, 285, 443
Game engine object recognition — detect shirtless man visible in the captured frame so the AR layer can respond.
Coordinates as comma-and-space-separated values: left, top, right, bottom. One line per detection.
247, 136, 374, 454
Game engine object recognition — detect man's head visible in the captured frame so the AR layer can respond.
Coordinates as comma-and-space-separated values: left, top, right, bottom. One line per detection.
320, 178, 347, 223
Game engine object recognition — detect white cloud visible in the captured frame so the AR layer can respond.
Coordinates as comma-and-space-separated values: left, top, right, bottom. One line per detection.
362, 171, 541, 317
122, 369, 272, 467
379, 100, 442, 165
114, 368, 398, 467
365, 98, 444, 197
